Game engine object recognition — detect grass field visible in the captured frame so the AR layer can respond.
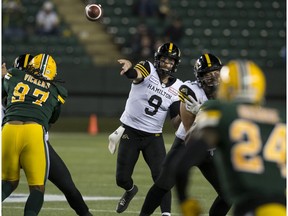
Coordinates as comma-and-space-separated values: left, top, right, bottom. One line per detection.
2, 132, 232, 216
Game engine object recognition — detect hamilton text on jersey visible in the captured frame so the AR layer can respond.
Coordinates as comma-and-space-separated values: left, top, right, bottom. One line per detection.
147, 84, 172, 99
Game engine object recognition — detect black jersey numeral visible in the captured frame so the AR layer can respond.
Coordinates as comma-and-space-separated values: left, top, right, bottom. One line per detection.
145, 95, 162, 116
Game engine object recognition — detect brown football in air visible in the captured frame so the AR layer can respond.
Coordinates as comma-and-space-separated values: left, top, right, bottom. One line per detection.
85, 4, 102, 21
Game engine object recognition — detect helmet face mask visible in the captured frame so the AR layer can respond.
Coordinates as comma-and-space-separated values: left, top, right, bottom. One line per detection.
27, 54, 57, 80
198, 70, 220, 87
198, 70, 220, 98
13, 54, 34, 70
194, 53, 222, 98
217, 60, 266, 104
154, 42, 181, 77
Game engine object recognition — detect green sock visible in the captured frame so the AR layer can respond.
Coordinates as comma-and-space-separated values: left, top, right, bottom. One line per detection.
24, 189, 44, 216
2, 181, 14, 201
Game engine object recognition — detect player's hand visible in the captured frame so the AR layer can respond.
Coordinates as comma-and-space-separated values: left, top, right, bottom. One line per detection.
180, 198, 202, 216
2, 63, 7, 77
118, 59, 132, 75
184, 95, 203, 115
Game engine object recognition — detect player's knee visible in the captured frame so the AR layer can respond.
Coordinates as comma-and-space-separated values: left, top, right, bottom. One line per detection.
116, 175, 131, 189
29, 185, 45, 193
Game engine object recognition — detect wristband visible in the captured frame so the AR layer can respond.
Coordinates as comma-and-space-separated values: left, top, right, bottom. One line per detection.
124, 68, 138, 79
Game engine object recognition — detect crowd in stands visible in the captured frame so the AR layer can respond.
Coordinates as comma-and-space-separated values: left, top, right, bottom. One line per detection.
130, 0, 184, 61
3, 0, 60, 40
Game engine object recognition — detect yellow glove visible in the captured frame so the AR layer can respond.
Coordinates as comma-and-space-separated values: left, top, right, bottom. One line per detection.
180, 199, 202, 216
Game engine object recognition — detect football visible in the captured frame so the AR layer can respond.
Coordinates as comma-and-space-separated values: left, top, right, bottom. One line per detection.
85, 4, 102, 21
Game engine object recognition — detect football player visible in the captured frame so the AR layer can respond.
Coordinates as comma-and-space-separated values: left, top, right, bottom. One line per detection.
176, 60, 286, 216
2, 53, 67, 215
139, 53, 231, 216
1, 54, 93, 216
115, 42, 183, 216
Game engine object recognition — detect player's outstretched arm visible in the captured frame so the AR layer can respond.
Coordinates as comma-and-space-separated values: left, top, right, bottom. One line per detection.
117, 59, 142, 81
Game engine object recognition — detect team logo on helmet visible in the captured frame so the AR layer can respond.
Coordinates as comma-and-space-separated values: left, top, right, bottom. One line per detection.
28, 54, 57, 80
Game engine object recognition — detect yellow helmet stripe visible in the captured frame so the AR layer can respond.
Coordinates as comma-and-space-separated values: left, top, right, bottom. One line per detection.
23, 54, 31, 68
40, 54, 50, 74
168, 43, 173, 53
204, 53, 212, 67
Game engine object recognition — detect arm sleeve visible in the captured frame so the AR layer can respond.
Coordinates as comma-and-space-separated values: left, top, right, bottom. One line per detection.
49, 104, 61, 124
169, 100, 180, 119
2, 79, 7, 100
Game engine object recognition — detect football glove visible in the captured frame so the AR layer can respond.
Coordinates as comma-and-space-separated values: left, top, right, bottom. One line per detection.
108, 125, 125, 154
184, 95, 203, 115
180, 198, 202, 216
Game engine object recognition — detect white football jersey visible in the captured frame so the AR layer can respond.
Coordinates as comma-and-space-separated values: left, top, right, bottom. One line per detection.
120, 61, 183, 133
175, 80, 208, 140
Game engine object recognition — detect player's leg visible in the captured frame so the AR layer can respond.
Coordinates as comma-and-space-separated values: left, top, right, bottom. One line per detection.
48, 142, 93, 216
2, 124, 21, 200
21, 124, 48, 215
197, 155, 231, 216
142, 134, 171, 215
116, 126, 141, 213
25, 185, 45, 216
175, 138, 209, 203
140, 137, 186, 215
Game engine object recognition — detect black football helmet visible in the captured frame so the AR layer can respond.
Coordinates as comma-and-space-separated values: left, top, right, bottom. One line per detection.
194, 53, 222, 98
154, 42, 181, 76
13, 54, 34, 70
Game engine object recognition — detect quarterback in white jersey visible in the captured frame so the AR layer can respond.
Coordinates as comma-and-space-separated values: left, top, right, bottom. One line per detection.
120, 60, 183, 133
140, 53, 231, 216
114, 43, 182, 216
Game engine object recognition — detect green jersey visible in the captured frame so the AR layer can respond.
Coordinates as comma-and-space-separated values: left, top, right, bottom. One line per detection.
197, 100, 286, 207
2, 68, 68, 130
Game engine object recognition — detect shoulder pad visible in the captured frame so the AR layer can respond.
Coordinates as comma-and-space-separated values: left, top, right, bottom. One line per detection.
178, 84, 197, 102
134, 60, 151, 78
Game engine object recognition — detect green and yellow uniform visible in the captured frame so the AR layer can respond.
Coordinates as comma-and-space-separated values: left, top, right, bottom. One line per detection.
197, 100, 286, 215
2, 68, 67, 185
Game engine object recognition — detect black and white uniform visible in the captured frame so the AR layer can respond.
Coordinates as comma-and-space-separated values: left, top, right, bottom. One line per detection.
140, 80, 231, 216
117, 60, 183, 214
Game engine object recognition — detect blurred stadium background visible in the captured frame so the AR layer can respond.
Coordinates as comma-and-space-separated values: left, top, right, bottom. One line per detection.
2, 0, 286, 133
2, 1, 286, 215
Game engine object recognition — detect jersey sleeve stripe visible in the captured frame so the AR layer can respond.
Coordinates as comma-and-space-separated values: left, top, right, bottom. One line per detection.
58, 95, 65, 104
134, 64, 149, 77
178, 91, 186, 102
196, 110, 221, 129
5, 73, 12, 79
